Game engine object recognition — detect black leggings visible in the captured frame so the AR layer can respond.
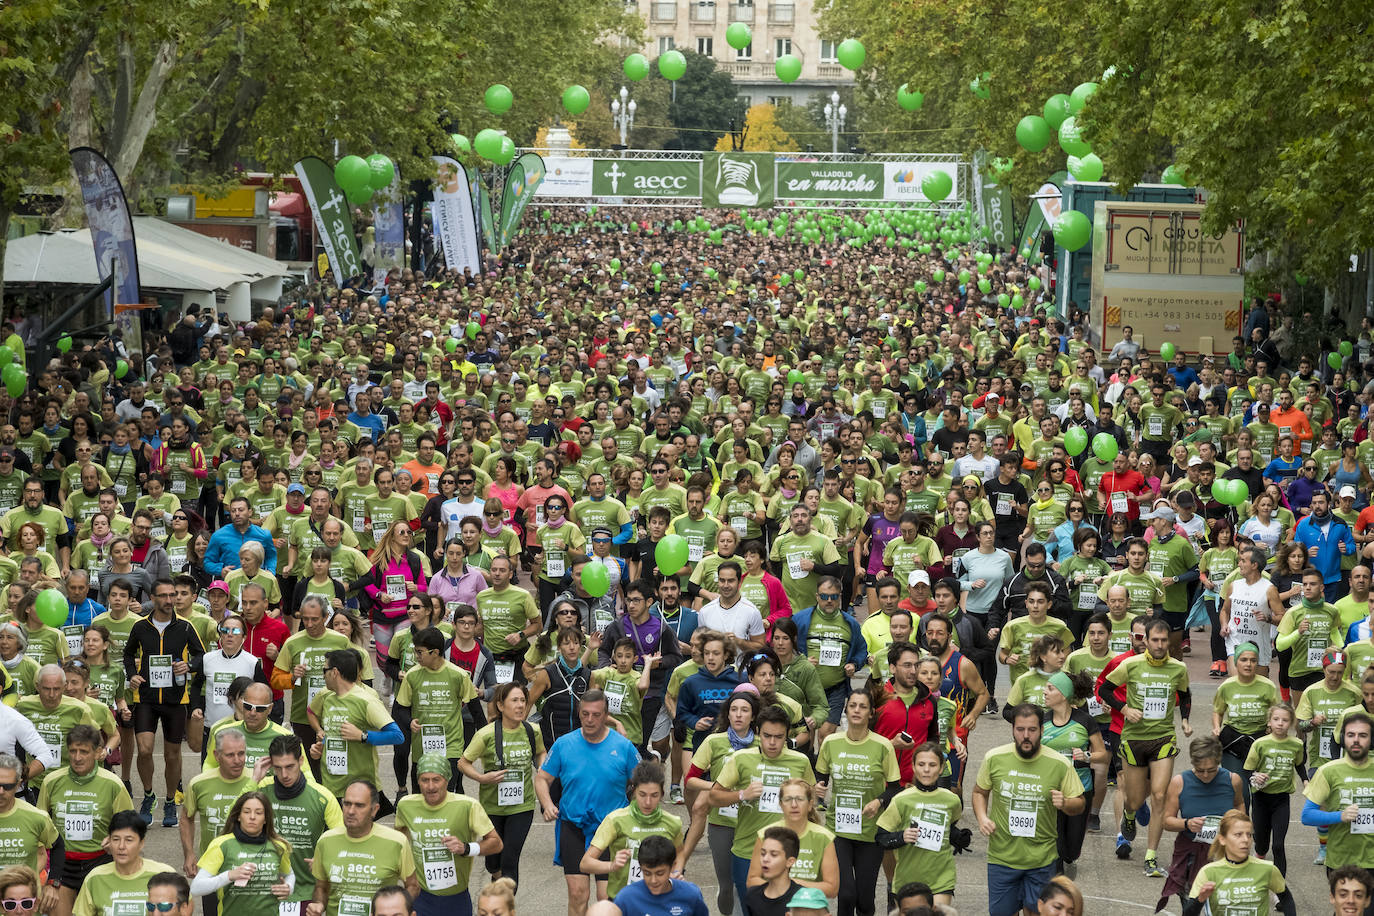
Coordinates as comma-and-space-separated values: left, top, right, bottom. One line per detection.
486, 810, 534, 887
834, 837, 883, 916
969, 611, 998, 698
1057, 805, 1090, 865
1206, 598, 1226, 663
1251, 791, 1290, 876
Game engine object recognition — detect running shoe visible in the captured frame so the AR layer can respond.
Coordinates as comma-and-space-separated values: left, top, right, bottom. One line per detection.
1119, 815, 1137, 842
1315, 845, 1327, 866
162, 800, 178, 828
669, 784, 684, 804
1115, 834, 1132, 860
1143, 856, 1166, 878
139, 792, 155, 825
1087, 813, 1101, 833
1136, 801, 1151, 827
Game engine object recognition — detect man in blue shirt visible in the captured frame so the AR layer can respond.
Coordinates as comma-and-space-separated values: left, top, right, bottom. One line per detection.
606, 836, 709, 916
1166, 351, 1199, 390
203, 495, 278, 575
536, 689, 641, 916
346, 393, 387, 443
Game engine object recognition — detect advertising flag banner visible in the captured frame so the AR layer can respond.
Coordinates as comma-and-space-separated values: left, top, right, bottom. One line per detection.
70, 147, 142, 349
498, 153, 546, 248
589, 159, 700, 198
294, 156, 363, 281
702, 152, 774, 208
431, 156, 483, 275
1017, 170, 1068, 266
370, 171, 404, 289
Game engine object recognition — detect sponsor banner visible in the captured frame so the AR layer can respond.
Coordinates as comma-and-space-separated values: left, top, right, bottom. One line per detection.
468, 168, 496, 252
882, 161, 962, 202
776, 161, 883, 200
535, 157, 594, 197
498, 153, 546, 249
431, 156, 482, 275
1102, 287, 1241, 350
1017, 170, 1068, 265
70, 147, 142, 350
294, 156, 363, 281
1108, 211, 1242, 276
370, 171, 405, 288
590, 159, 699, 198
983, 182, 1015, 249
703, 152, 774, 208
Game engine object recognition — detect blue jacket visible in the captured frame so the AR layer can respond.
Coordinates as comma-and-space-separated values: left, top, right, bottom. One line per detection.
676, 667, 741, 732
790, 606, 869, 670
203, 522, 278, 576
1293, 515, 1355, 584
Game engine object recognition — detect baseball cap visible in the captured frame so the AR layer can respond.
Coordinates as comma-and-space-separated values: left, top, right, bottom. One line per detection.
788, 888, 829, 911
986, 392, 1002, 401
1188, 456, 1203, 467
1142, 506, 1177, 522
1341, 485, 1357, 500
208, 580, 229, 594
908, 570, 930, 588
286, 483, 306, 496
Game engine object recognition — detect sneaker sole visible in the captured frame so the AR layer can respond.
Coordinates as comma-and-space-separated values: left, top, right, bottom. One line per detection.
1116, 842, 1132, 860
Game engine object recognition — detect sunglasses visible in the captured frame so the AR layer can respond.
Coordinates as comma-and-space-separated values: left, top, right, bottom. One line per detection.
818, 592, 841, 600
0, 782, 18, 792
547, 504, 565, 511
242, 702, 272, 713
145, 904, 175, 913
591, 537, 611, 544
2, 901, 36, 912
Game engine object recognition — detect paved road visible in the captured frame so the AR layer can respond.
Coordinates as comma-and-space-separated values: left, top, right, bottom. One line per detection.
137, 641, 1327, 916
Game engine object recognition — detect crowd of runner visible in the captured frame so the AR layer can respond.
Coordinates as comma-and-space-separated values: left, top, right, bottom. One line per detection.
0, 204, 1373, 916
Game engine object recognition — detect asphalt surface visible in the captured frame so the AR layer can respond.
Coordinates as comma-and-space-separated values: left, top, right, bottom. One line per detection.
136, 633, 1330, 916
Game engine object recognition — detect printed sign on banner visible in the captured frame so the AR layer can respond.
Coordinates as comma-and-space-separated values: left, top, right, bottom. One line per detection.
702, 152, 774, 208
590, 159, 700, 198
776, 161, 883, 200
882, 162, 962, 202
535, 157, 594, 197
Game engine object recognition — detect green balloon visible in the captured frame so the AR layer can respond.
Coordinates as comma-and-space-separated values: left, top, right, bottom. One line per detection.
658, 49, 687, 81
655, 534, 689, 576
580, 561, 610, 598
1043, 94, 1072, 129
897, 84, 924, 111
0, 347, 13, 366
1159, 342, 1176, 361
932, 269, 946, 283
624, 53, 650, 81
774, 54, 802, 83
562, 85, 590, 116
997, 293, 1010, 308
726, 22, 752, 50
921, 170, 953, 202
345, 183, 372, 205
1016, 115, 1051, 153
1068, 153, 1103, 182
1064, 427, 1088, 457
1069, 81, 1099, 113
493, 136, 516, 165
978, 277, 993, 294
609, 257, 621, 271
35, 589, 67, 628
793, 268, 804, 282
1330, 352, 1343, 370
115, 360, 129, 379
1058, 117, 1091, 156
366, 153, 394, 190
484, 84, 514, 115
651, 262, 662, 275
836, 38, 866, 71
1091, 432, 1119, 462
1053, 210, 1091, 251
1028, 276, 1042, 290
451, 133, 470, 152
1340, 341, 1354, 357
787, 370, 804, 385
56, 335, 72, 353
914, 280, 927, 293
334, 155, 370, 193
1, 363, 23, 398
958, 269, 971, 284
473, 128, 504, 160
1161, 164, 1187, 186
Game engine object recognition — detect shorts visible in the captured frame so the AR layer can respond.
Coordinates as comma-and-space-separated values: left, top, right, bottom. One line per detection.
1102, 729, 1123, 780
1121, 734, 1178, 767
994, 531, 1020, 552
824, 681, 851, 725
133, 702, 188, 741
1155, 608, 1188, 633
557, 819, 608, 876
61, 853, 111, 890
1289, 669, 1324, 691
672, 717, 687, 745
651, 705, 673, 743
987, 862, 1056, 916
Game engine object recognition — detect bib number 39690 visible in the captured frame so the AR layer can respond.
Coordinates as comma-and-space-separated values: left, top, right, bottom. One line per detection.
1008, 800, 1038, 838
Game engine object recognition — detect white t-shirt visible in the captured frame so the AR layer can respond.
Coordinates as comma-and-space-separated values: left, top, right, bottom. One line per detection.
442, 497, 485, 541
697, 597, 765, 661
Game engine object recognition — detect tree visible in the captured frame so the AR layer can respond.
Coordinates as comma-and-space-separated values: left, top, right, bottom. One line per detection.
665, 51, 746, 151
714, 104, 800, 152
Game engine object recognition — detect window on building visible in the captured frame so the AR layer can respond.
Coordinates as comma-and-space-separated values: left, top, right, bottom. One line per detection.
697, 36, 713, 55
775, 37, 792, 58
658, 35, 676, 54
820, 39, 838, 62
736, 41, 752, 60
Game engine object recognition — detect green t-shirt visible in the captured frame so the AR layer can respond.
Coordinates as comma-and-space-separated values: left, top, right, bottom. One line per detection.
1007, 669, 1053, 710
998, 616, 1073, 685
815, 731, 900, 841
308, 685, 395, 797
714, 747, 816, 858
802, 608, 857, 689
1244, 733, 1304, 796
588, 804, 684, 896
1295, 681, 1361, 765
275, 629, 354, 724
1146, 534, 1198, 614
309, 825, 416, 916
476, 586, 540, 653
1276, 600, 1344, 678
874, 786, 963, 894
770, 529, 840, 613
592, 667, 644, 746
259, 776, 342, 901
205, 720, 292, 774
72, 858, 175, 916
973, 743, 1083, 869
1307, 756, 1374, 869
396, 662, 478, 759
1097, 569, 1166, 615
16, 696, 96, 787
184, 768, 257, 855
1187, 856, 1286, 915
1065, 647, 1113, 723
689, 732, 757, 828
0, 798, 59, 872
1214, 676, 1279, 734
395, 792, 495, 895
461, 721, 546, 816
90, 611, 140, 668
197, 833, 293, 916
1105, 653, 1192, 742
755, 819, 834, 884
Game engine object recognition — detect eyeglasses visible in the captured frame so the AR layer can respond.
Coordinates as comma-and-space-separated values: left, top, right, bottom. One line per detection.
0, 782, 17, 792
2, 899, 37, 912
1068, 506, 1085, 513
591, 537, 611, 544
407, 602, 425, 609
145, 904, 176, 913
242, 702, 271, 713
818, 592, 841, 600
780, 795, 809, 804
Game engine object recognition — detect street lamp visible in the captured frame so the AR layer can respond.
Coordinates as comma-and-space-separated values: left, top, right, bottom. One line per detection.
823, 90, 847, 155
610, 85, 637, 148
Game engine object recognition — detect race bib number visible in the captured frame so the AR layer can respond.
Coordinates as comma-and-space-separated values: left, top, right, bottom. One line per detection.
835, 793, 863, 835
498, 776, 524, 806
1147, 417, 1163, 437
494, 662, 516, 684
786, 552, 806, 578
385, 574, 406, 602
171, 477, 186, 494
759, 782, 781, 814
421, 724, 446, 755
1142, 685, 1169, 720
593, 608, 615, 634
1196, 815, 1221, 843
1008, 800, 1038, 838
64, 802, 94, 841
211, 672, 235, 709
325, 737, 349, 775
628, 846, 643, 883
1307, 641, 1328, 669
913, 811, 946, 851
731, 516, 748, 535
818, 640, 843, 668
1320, 728, 1335, 760
339, 896, 371, 916
306, 674, 325, 707
422, 848, 457, 890
1354, 808, 1374, 836
534, 506, 545, 528
687, 537, 704, 563
995, 494, 1013, 516
63, 625, 84, 657
113, 481, 128, 498
352, 514, 366, 533
149, 655, 173, 689
604, 680, 627, 715
1086, 695, 1106, 717
546, 551, 565, 578
1110, 492, 1129, 514
718, 803, 738, 820
872, 400, 887, 419
1077, 589, 1098, 610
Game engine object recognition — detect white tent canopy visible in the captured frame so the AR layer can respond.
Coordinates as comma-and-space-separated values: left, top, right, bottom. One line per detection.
4, 216, 291, 319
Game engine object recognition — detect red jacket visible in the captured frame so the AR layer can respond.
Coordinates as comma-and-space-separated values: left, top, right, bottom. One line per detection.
243, 614, 292, 700
875, 683, 940, 785
1093, 649, 1137, 735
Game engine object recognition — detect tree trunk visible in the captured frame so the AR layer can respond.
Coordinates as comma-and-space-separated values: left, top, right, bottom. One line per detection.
110, 39, 178, 184
69, 58, 95, 151
0, 207, 12, 318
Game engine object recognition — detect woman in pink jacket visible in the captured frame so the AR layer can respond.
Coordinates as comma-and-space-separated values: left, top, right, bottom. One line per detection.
362, 521, 430, 679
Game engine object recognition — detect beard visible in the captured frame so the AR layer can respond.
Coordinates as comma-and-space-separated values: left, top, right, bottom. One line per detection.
1015, 739, 1040, 760
927, 639, 947, 657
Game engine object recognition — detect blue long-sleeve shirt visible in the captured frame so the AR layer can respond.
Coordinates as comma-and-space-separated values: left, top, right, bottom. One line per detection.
203, 522, 278, 575
676, 667, 742, 731
1293, 514, 1355, 584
